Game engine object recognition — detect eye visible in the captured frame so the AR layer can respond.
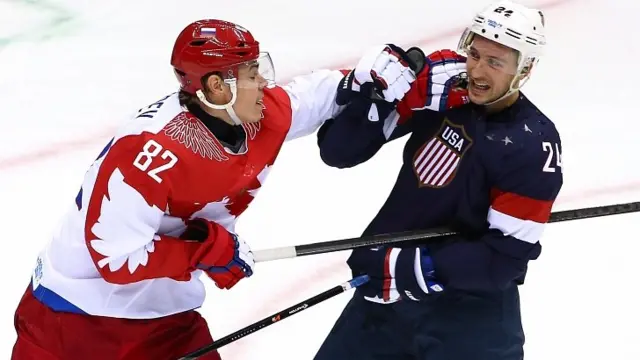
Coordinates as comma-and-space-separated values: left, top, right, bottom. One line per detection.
487, 58, 504, 68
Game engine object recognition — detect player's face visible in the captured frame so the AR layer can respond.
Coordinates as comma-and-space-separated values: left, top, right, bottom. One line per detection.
232, 63, 268, 123
465, 36, 519, 105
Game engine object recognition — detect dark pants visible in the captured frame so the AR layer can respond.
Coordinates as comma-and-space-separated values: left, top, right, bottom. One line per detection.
315, 285, 525, 360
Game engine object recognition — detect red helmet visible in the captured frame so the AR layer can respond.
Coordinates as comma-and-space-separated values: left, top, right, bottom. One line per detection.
170, 19, 260, 94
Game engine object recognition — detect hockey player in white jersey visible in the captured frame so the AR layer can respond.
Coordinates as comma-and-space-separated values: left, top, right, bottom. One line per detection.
10, 19, 416, 359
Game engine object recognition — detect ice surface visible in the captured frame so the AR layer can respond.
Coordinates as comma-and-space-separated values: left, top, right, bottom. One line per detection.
1, 0, 639, 358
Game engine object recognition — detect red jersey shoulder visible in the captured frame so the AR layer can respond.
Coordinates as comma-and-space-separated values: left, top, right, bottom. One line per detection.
98, 117, 209, 195
121, 92, 227, 162
157, 111, 230, 162
101, 132, 180, 191
260, 85, 294, 133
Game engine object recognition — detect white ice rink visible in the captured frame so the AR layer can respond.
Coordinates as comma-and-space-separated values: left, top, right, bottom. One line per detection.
2, 0, 640, 358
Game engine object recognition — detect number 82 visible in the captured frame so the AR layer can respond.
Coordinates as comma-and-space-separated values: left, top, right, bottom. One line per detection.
133, 139, 178, 183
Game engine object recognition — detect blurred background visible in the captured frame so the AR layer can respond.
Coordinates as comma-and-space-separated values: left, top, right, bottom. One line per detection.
1, 0, 639, 358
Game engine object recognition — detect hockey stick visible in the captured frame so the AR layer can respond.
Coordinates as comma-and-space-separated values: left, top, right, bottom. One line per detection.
254, 201, 640, 262
177, 274, 370, 360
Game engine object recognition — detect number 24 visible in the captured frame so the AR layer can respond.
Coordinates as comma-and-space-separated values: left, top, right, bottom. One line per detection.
133, 140, 178, 183
542, 141, 562, 173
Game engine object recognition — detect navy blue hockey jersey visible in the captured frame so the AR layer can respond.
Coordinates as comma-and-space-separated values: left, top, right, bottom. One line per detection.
317, 93, 563, 291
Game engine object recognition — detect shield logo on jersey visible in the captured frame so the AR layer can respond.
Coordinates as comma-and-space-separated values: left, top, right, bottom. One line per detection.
412, 118, 473, 188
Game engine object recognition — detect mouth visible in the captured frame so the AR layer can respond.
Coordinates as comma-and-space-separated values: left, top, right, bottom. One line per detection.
470, 78, 491, 94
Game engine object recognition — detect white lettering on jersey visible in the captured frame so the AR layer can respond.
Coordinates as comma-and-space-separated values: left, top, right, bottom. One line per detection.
132, 139, 179, 183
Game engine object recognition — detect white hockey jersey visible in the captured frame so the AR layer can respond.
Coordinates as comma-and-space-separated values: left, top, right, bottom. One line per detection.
30, 69, 345, 319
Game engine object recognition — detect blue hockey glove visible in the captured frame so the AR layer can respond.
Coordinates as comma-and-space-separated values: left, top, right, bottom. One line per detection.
347, 246, 443, 304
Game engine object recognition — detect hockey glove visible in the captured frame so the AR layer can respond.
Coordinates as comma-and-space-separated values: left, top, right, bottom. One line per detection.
347, 246, 443, 304
397, 49, 469, 118
337, 44, 423, 121
181, 218, 254, 290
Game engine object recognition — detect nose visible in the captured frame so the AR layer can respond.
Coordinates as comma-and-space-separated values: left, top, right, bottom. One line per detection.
468, 60, 486, 78
257, 74, 268, 89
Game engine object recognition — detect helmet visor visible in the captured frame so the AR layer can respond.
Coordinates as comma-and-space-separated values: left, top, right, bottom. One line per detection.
228, 52, 276, 89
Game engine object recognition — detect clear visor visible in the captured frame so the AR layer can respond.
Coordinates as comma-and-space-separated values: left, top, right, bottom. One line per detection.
257, 52, 276, 85
224, 52, 276, 89
457, 28, 523, 76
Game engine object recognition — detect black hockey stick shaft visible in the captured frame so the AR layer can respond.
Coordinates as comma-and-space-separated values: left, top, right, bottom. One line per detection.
177, 275, 370, 360
254, 201, 640, 262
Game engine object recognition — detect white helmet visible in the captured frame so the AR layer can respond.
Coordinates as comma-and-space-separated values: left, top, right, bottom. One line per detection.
458, 0, 547, 98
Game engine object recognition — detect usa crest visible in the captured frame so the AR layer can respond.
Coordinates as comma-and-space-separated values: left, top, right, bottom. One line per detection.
412, 118, 472, 188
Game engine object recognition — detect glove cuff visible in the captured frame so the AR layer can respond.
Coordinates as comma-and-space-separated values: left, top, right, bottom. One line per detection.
395, 248, 442, 301
395, 248, 423, 301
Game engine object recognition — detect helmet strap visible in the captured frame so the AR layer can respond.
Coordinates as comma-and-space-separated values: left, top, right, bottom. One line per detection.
483, 54, 534, 106
196, 79, 243, 125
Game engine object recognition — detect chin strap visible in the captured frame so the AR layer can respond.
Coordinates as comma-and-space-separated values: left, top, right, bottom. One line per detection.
485, 53, 539, 106
195, 79, 243, 125
483, 65, 533, 106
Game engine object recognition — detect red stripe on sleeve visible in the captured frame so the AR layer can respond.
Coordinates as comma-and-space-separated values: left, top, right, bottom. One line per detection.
490, 188, 554, 223
383, 248, 393, 302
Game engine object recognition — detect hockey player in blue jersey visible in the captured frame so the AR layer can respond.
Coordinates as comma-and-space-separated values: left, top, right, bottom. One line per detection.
313, 1, 562, 359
